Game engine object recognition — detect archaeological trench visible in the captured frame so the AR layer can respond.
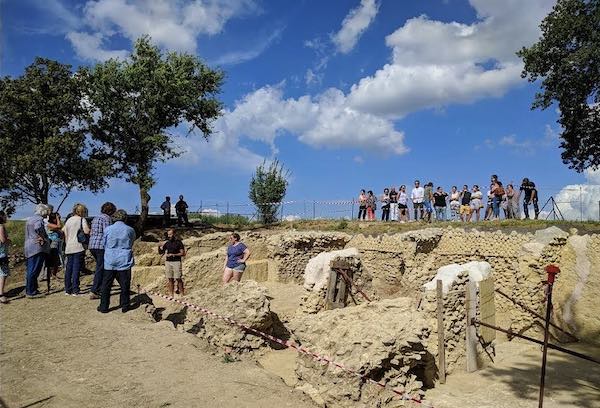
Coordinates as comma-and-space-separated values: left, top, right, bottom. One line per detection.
130, 226, 600, 407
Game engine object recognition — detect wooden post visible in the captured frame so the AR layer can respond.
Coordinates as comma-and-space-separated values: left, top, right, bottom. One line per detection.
465, 280, 478, 372
436, 279, 446, 383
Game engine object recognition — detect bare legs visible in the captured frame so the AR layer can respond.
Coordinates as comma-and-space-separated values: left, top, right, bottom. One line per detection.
222, 268, 242, 284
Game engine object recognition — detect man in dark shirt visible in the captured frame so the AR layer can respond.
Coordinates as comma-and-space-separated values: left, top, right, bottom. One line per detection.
520, 178, 539, 219
158, 228, 186, 297
433, 187, 448, 221
175, 195, 189, 227
160, 196, 171, 227
460, 185, 472, 222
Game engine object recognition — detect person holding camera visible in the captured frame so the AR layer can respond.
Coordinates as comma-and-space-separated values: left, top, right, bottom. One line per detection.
158, 228, 186, 297
62, 204, 90, 296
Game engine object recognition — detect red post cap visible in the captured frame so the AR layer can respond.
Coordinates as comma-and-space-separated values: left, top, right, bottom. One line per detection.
545, 264, 560, 284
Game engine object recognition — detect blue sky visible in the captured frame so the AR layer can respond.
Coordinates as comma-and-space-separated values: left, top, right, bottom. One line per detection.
3, 0, 600, 219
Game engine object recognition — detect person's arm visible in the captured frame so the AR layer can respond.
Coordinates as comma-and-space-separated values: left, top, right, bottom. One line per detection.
240, 247, 250, 263
171, 241, 186, 257
82, 218, 91, 235
0, 225, 9, 245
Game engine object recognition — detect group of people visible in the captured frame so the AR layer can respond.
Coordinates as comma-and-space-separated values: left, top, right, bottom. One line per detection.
16, 202, 136, 313
357, 176, 540, 223
0, 200, 251, 307
160, 195, 190, 227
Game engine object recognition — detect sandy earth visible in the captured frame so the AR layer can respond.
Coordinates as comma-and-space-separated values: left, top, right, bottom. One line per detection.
0, 275, 315, 408
2, 269, 600, 408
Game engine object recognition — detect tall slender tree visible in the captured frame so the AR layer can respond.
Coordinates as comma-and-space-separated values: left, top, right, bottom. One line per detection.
86, 36, 224, 232
0, 58, 110, 215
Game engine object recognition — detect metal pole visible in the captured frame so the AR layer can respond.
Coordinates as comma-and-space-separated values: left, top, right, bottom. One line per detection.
351, 199, 355, 220
539, 265, 560, 408
313, 201, 316, 220
472, 319, 600, 365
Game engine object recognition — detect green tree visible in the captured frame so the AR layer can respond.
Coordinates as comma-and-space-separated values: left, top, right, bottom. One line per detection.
249, 160, 289, 224
518, 0, 600, 172
86, 36, 224, 232
0, 58, 110, 215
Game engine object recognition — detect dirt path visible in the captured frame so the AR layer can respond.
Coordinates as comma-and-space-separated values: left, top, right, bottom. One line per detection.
426, 341, 600, 408
0, 280, 315, 408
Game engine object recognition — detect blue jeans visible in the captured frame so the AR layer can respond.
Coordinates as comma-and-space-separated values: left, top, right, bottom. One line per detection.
435, 206, 446, 221
492, 196, 501, 218
26, 253, 46, 296
65, 251, 85, 294
90, 249, 104, 295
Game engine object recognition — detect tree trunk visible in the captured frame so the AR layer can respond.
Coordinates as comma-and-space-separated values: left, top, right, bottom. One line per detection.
136, 184, 151, 236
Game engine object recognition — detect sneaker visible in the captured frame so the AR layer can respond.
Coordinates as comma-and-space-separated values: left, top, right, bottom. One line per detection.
89, 293, 100, 300
26, 293, 46, 299
71, 293, 86, 297
65, 292, 72, 296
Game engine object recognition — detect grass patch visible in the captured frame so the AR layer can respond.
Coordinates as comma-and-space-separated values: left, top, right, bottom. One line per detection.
4, 220, 25, 251
189, 213, 257, 228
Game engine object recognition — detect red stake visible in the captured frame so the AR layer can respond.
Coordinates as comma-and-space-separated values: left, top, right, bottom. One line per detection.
539, 264, 560, 408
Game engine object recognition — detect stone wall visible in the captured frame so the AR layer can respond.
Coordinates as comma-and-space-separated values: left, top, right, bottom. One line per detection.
268, 232, 351, 283
291, 298, 432, 408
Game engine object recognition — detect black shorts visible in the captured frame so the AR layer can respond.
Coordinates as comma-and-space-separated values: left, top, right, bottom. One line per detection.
46, 248, 60, 268
398, 204, 408, 209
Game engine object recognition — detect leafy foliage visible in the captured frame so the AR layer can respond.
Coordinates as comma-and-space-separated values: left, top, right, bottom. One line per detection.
249, 160, 289, 224
0, 58, 110, 213
85, 36, 224, 230
518, 0, 600, 172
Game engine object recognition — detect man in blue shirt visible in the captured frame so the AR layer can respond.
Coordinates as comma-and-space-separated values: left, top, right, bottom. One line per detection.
98, 209, 136, 313
88, 202, 116, 299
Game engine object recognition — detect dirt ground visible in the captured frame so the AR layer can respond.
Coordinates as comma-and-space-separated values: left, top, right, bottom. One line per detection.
2, 264, 600, 408
0, 274, 316, 408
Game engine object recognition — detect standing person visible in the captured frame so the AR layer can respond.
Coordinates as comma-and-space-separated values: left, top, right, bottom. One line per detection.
357, 190, 367, 220
433, 186, 448, 221
520, 178, 539, 219
449, 186, 460, 221
98, 210, 136, 313
507, 184, 520, 219
469, 185, 484, 222
42, 210, 62, 283
0, 211, 11, 303
398, 185, 409, 222
459, 185, 472, 222
24, 204, 51, 298
160, 196, 171, 227
158, 228, 186, 297
490, 175, 504, 220
175, 195, 189, 227
380, 188, 391, 222
411, 180, 424, 221
366, 191, 377, 221
223, 233, 250, 284
389, 187, 398, 221
62, 204, 90, 296
484, 186, 494, 221
88, 202, 116, 299
423, 182, 434, 222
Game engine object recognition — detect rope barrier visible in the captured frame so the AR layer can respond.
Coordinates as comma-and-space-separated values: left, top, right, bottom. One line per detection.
143, 288, 434, 407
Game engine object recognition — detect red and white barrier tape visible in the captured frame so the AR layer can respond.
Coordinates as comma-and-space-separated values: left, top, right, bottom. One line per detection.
145, 290, 433, 407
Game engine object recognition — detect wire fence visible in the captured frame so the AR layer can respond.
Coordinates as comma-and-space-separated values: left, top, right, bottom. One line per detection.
134, 186, 600, 222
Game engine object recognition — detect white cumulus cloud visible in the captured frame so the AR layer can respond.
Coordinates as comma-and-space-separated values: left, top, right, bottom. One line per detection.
552, 168, 600, 221
332, 0, 379, 54
65, 0, 258, 61
347, 0, 556, 118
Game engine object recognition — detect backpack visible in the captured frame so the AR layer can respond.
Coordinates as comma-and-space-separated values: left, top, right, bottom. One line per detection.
76, 217, 89, 246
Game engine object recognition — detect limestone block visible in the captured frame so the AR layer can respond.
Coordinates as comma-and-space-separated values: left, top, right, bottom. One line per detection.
241, 259, 269, 282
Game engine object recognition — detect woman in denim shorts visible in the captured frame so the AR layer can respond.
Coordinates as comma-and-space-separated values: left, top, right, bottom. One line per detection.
222, 233, 251, 284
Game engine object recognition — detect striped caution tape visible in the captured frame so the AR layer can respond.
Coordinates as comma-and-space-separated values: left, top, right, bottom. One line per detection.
146, 290, 434, 407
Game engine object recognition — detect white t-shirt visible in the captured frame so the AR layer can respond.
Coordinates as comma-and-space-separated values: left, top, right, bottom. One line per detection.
411, 187, 424, 203
62, 215, 90, 255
